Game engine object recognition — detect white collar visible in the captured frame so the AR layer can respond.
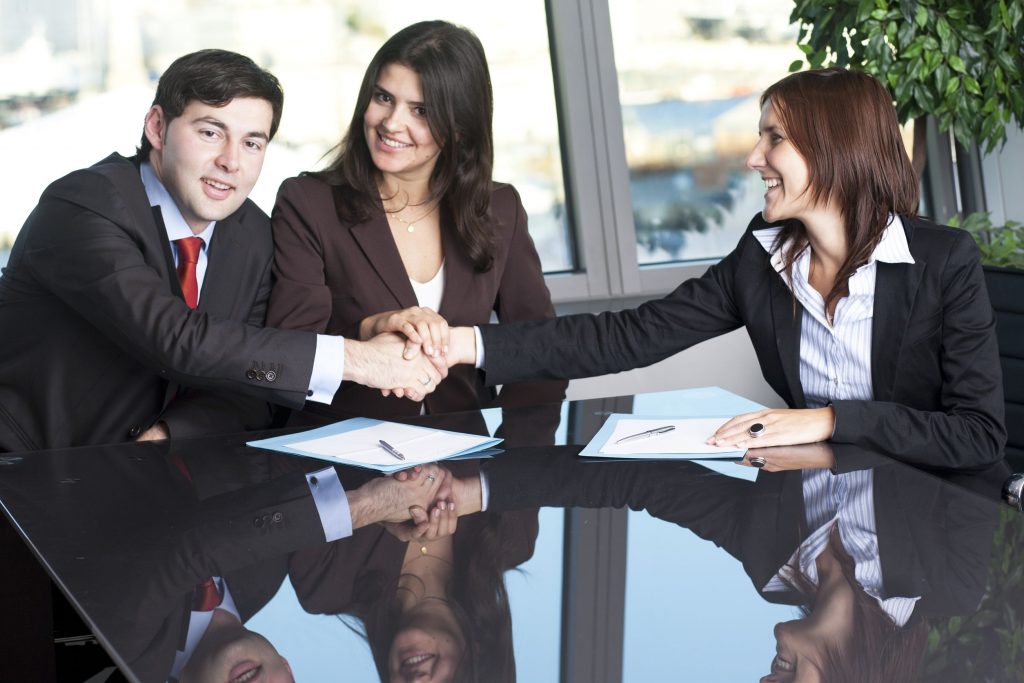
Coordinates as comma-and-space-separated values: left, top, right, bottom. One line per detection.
752, 215, 915, 274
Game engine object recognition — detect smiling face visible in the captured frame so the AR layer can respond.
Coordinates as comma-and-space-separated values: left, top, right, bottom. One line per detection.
387, 603, 467, 683
746, 99, 818, 225
363, 62, 443, 185
180, 626, 293, 683
145, 97, 272, 234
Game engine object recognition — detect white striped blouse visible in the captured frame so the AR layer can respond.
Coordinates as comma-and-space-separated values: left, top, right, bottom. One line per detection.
754, 218, 920, 626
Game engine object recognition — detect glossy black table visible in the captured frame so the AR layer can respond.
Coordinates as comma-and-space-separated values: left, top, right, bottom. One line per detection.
0, 389, 1018, 682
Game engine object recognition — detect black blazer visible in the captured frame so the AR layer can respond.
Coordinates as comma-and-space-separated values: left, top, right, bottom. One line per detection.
479, 215, 1006, 468
0, 153, 319, 451
483, 449, 1004, 620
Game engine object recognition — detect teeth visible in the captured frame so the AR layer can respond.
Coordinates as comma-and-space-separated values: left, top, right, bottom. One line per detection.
774, 655, 795, 671
203, 178, 230, 190
764, 178, 781, 189
403, 653, 432, 666
382, 136, 411, 149
231, 666, 261, 683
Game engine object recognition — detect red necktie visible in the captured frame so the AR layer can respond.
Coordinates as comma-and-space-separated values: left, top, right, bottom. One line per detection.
193, 577, 222, 611
175, 237, 204, 309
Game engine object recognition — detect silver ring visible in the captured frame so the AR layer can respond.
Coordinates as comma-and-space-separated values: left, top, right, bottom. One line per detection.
748, 456, 767, 468
425, 474, 436, 482
419, 377, 432, 386
747, 422, 766, 438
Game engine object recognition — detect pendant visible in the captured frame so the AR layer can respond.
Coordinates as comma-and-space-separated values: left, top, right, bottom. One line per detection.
407, 224, 415, 233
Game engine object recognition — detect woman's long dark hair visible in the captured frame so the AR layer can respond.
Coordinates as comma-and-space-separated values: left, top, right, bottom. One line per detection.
762, 68, 919, 320
313, 20, 498, 271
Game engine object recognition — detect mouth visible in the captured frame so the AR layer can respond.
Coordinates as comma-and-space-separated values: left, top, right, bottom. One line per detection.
400, 651, 435, 672
763, 177, 782, 193
227, 661, 261, 683
377, 131, 412, 150
771, 653, 795, 673
201, 176, 235, 200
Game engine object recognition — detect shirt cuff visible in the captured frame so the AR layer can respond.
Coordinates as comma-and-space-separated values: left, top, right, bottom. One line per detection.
308, 335, 345, 404
479, 471, 490, 511
473, 326, 485, 369
305, 467, 352, 542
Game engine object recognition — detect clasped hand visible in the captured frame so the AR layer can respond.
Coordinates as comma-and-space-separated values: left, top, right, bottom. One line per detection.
360, 307, 452, 399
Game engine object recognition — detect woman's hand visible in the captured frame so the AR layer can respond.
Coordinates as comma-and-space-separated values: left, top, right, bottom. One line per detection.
708, 407, 835, 449
359, 306, 450, 359
381, 499, 458, 543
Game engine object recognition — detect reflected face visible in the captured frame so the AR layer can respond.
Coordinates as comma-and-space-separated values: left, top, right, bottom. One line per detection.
759, 619, 828, 683
746, 100, 814, 224
180, 628, 293, 683
145, 97, 272, 233
388, 618, 466, 682
363, 62, 442, 183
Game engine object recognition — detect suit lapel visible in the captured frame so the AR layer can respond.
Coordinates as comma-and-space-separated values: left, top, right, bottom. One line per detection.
871, 260, 923, 401
438, 213, 471, 319
767, 269, 806, 407
197, 214, 249, 317
344, 192, 418, 308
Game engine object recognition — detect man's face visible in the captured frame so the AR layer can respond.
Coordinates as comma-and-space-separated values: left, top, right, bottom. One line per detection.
144, 97, 273, 234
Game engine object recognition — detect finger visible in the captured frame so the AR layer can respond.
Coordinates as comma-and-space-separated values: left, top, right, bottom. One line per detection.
409, 505, 429, 526
413, 321, 435, 356
401, 321, 423, 345
438, 320, 450, 356
403, 340, 421, 360
381, 389, 392, 397
440, 502, 457, 536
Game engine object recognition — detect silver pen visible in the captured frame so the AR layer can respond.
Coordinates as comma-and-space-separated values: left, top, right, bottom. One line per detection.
614, 425, 676, 445
378, 439, 406, 461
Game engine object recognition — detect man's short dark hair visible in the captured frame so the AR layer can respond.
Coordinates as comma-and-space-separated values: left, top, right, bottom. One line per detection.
137, 49, 284, 159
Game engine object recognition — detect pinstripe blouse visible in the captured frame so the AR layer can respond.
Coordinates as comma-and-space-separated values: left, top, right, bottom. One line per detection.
754, 218, 920, 625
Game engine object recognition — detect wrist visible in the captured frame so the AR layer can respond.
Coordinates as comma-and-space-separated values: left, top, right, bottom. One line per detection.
451, 327, 477, 366
358, 316, 377, 341
342, 339, 368, 385
346, 486, 371, 529
452, 475, 482, 516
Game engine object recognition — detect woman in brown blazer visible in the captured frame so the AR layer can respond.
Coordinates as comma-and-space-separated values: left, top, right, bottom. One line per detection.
268, 21, 564, 423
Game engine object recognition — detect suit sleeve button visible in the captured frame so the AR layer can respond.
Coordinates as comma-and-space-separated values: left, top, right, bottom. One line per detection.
271, 511, 283, 523
256, 370, 266, 381
253, 516, 264, 528
246, 369, 257, 380
265, 370, 277, 382
127, 426, 141, 438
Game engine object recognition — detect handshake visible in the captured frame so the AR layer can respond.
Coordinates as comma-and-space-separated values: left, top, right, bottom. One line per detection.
343, 306, 477, 401
348, 463, 482, 541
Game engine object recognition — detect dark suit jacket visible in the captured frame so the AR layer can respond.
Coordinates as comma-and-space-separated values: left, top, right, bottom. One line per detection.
267, 175, 565, 422
483, 449, 1004, 620
479, 215, 1006, 468
0, 153, 319, 451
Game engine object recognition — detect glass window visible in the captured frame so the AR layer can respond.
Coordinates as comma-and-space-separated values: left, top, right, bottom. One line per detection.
608, 0, 803, 265
0, 0, 572, 272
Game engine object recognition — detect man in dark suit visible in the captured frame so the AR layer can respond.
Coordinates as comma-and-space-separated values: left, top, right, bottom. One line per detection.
0, 49, 444, 454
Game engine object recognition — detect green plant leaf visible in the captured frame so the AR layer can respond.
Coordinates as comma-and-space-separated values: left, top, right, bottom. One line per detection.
788, 59, 804, 73
949, 54, 967, 73
915, 4, 929, 27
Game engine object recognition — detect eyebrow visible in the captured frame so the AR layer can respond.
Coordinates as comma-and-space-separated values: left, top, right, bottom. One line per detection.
191, 115, 269, 141
373, 84, 425, 108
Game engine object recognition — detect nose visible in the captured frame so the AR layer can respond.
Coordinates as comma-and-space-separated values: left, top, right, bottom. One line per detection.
216, 144, 240, 173
746, 137, 766, 172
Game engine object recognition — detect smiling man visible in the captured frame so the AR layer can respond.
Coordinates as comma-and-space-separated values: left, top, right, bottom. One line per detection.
0, 49, 444, 453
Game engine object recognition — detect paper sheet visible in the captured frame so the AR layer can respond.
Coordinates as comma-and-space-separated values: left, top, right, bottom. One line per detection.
598, 417, 742, 455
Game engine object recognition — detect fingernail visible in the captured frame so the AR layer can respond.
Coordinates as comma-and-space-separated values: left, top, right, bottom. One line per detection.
426, 345, 434, 356
443, 345, 449, 354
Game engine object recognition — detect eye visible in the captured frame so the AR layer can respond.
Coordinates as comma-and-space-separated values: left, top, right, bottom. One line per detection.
199, 129, 220, 140
244, 140, 264, 152
770, 133, 784, 145
374, 91, 392, 104
413, 105, 427, 117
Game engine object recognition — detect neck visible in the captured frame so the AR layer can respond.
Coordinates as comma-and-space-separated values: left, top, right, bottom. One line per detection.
380, 173, 432, 209
802, 210, 848, 271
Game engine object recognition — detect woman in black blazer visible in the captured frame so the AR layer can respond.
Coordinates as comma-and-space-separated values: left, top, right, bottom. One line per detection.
447, 68, 1005, 468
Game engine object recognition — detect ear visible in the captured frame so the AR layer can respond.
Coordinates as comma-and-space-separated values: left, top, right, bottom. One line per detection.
143, 105, 167, 152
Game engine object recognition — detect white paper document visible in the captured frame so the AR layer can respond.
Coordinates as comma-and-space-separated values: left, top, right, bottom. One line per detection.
290, 422, 490, 467
597, 417, 745, 457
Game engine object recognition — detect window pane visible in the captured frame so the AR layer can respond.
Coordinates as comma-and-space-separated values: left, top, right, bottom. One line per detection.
608, 0, 803, 265
0, 0, 572, 272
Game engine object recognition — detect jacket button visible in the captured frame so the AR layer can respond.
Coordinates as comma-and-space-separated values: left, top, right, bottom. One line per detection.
246, 369, 257, 380
265, 370, 277, 382
253, 516, 264, 528
271, 511, 283, 524
256, 370, 266, 381
127, 426, 141, 438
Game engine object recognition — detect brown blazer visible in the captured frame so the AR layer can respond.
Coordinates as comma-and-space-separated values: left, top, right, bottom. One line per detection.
268, 175, 565, 422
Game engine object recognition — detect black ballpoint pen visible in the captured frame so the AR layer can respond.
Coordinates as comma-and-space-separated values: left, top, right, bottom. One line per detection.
614, 425, 676, 445
378, 439, 406, 461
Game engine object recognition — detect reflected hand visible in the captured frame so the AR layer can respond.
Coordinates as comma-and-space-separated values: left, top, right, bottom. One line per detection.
738, 442, 835, 472
345, 333, 447, 401
708, 407, 835, 450
136, 421, 169, 442
360, 306, 450, 359
348, 464, 452, 527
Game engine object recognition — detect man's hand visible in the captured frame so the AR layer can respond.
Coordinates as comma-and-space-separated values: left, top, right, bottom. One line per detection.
135, 421, 170, 442
346, 465, 452, 528
359, 306, 450, 359
344, 333, 447, 401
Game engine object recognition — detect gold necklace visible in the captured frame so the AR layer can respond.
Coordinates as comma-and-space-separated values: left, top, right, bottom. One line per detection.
386, 203, 437, 233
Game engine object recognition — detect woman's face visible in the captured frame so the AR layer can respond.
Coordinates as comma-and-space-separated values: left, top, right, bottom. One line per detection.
759, 619, 829, 683
746, 99, 815, 224
387, 603, 467, 683
363, 62, 442, 184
